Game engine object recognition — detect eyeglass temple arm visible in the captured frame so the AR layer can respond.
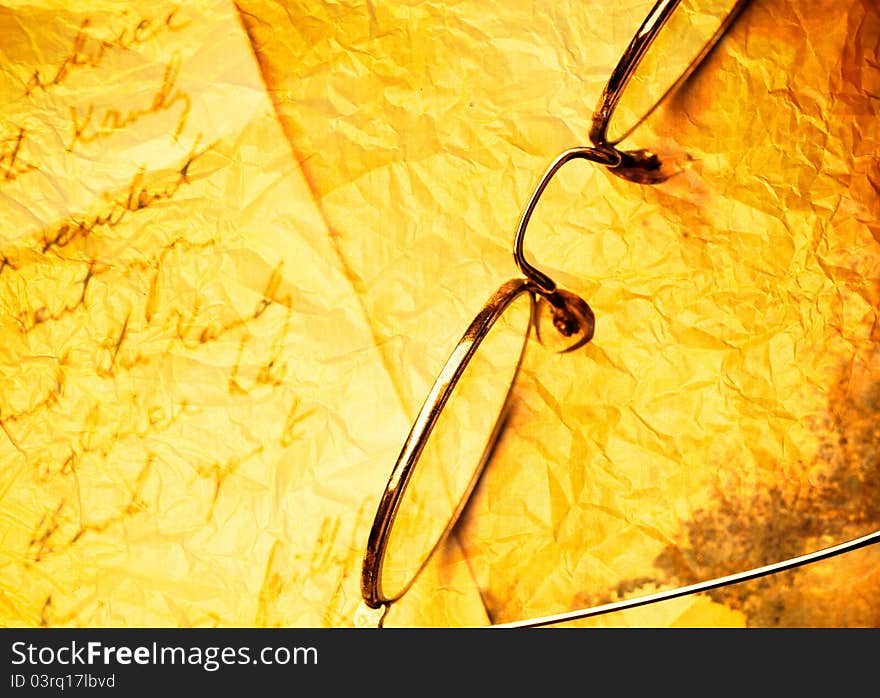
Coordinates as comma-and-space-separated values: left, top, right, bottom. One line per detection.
513, 146, 620, 295
492, 528, 880, 628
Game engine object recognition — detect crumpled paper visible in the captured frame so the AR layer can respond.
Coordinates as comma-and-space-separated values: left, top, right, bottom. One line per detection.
0, 0, 487, 628
239, 0, 880, 627
1, 0, 878, 628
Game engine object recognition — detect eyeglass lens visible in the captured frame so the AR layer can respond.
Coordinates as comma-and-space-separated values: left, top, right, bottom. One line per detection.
605, 0, 743, 143
378, 289, 533, 601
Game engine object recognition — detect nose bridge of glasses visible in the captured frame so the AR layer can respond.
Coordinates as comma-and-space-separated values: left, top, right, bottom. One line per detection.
512, 145, 619, 295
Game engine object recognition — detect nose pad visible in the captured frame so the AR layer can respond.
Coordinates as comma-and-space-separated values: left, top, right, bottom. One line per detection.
607, 148, 692, 184
534, 288, 595, 353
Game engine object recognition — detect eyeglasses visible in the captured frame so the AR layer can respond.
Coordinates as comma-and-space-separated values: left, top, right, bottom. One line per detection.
356, 0, 880, 628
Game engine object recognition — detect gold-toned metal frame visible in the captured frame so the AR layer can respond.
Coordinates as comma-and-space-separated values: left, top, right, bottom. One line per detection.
589, 0, 752, 148
361, 278, 536, 609
358, 0, 880, 628
588, 0, 752, 185
359, 276, 596, 627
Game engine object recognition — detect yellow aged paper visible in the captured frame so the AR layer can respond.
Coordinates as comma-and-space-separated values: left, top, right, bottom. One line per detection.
239, 0, 880, 626
0, 0, 488, 627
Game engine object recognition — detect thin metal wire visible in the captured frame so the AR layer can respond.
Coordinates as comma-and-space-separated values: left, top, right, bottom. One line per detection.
493, 528, 880, 628
513, 146, 619, 293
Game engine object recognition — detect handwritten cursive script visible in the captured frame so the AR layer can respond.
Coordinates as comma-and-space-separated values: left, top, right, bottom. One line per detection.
41, 137, 207, 253
0, 127, 37, 181
24, 9, 190, 96
67, 55, 191, 152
